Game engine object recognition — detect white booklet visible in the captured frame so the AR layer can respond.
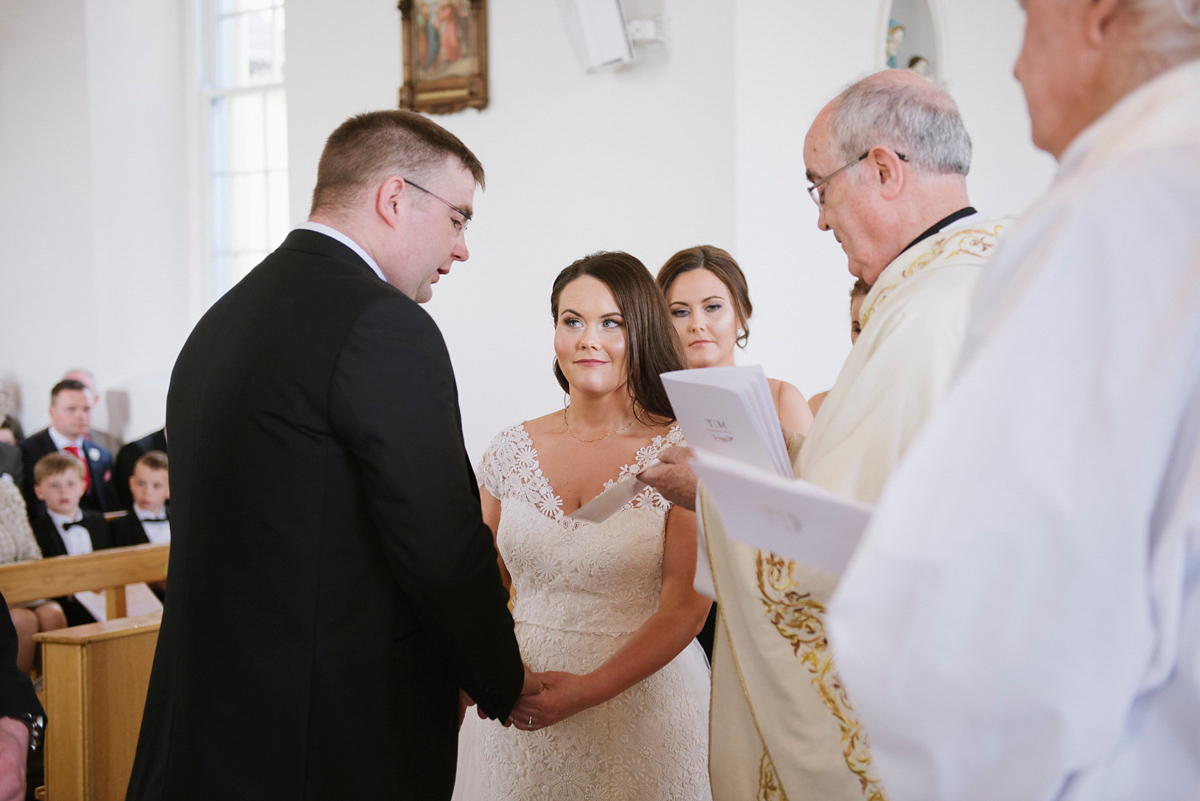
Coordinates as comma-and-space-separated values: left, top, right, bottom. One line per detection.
691, 450, 871, 576
661, 366, 792, 478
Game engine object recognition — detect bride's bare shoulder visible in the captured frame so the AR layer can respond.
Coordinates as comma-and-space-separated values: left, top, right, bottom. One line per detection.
521, 410, 564, 437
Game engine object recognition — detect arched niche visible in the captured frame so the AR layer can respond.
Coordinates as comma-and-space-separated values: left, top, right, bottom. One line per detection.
879, 0, 946, 86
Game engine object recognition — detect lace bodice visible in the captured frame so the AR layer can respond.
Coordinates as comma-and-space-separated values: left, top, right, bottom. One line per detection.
478, 423, 684, 636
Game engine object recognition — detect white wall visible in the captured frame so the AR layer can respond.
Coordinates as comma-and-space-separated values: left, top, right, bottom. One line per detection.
1, 0, 1054, 462
0, 0, 190, 441
287, 0, 737, 461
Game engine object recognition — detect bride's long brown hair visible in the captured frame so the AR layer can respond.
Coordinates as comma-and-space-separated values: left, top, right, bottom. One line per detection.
551, 251, 686, 424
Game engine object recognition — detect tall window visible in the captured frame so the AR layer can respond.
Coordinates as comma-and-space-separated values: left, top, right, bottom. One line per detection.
202, 0, 288, 295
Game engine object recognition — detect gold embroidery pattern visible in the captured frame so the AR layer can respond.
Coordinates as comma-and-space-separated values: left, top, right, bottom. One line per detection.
757, 749, 788, 801
860, 224, 1004, 330
757, 551, 887, 801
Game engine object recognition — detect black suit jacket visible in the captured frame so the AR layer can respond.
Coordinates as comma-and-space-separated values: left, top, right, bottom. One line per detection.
0, 442, 20, 486
127, 230, 524, 801
114, 429, 168, 510
30, 511, 114, 627
19, 430, 119, 519
110, 511, 168, 547
0, 588, 43, 724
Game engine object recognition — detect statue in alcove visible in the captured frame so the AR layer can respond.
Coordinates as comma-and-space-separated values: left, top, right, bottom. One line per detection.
886, 22, 905, 68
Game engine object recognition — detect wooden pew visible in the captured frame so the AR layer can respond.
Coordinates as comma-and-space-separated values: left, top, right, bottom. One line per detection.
0, 544, 169, 801
0, 543, 169, 617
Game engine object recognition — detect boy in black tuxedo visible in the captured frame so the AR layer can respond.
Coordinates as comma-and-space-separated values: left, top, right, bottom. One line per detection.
111, 450, 170, 548
30, 453, 114, 626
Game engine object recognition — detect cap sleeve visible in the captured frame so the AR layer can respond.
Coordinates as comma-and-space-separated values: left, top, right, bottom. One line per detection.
477, 425, 520, 500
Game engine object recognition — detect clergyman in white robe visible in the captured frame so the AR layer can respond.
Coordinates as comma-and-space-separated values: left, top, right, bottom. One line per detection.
828, 58, 1200, 801
700, 210, 1007, 801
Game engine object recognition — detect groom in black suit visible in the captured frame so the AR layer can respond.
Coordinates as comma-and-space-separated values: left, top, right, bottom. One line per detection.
127, 111, 538, 800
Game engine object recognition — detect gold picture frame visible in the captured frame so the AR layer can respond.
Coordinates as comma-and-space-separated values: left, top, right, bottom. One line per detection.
398, 0, 489, 115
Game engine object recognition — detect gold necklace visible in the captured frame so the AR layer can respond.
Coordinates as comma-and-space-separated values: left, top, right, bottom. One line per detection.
563, 407, 633, 443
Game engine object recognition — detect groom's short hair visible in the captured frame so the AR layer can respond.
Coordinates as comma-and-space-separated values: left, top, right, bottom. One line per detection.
309, 110, 485, 215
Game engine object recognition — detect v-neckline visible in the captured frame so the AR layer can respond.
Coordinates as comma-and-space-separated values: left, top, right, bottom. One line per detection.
515, 423, 654, 523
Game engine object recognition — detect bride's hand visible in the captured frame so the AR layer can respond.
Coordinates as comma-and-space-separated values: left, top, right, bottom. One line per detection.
508, 671, 592, 731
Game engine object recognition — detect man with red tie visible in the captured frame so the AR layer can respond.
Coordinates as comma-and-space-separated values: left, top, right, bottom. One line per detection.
19, 379, 119, 521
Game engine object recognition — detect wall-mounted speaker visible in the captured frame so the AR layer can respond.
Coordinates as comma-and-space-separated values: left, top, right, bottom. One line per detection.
558, 0, 635, 73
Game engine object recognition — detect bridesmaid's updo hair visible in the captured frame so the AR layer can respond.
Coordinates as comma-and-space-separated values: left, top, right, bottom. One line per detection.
551, 251, 686, 423
656, 245, 754, 348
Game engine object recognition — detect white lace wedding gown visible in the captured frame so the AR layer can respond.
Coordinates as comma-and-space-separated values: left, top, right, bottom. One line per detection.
452, 423, 712, 801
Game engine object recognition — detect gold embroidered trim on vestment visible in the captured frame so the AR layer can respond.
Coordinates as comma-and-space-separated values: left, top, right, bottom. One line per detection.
757, 551, 887, 800
757, 749, 788, 800
860, 223, 1004, 330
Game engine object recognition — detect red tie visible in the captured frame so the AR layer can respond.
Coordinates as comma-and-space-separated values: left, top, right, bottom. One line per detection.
63, 445, 92, 493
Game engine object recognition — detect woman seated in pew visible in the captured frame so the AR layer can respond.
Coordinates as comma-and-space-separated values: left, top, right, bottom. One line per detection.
0, 480, 66, 675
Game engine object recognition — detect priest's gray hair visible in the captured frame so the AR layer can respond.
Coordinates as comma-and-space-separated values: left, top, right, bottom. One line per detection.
828, 75, 972, 177
1123, 0, 1200, 65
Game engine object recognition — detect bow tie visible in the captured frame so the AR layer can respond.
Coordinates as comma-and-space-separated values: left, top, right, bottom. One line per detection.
62, 521, 86, 531
141, 517, 169, 524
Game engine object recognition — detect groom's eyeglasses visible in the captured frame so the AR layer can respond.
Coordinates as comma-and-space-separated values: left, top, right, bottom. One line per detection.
405, 179, 472, 233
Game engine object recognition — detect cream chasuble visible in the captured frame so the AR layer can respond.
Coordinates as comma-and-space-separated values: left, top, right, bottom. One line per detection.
827, 60, 1200, 801
701, 214, 1007, 801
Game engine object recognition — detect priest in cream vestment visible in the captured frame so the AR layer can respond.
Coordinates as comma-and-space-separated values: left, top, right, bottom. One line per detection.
646, 70, 1007, 801
826, 3, 1200, 800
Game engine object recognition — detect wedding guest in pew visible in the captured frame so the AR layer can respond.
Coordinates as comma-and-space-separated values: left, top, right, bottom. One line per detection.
0, 416, 24, 446
114, 428, 167, 510
808, 277, 870, 417
111, 451, 169, 548
0, 444, 19, 487
19, 380, 119, 521
111, 451, 169, 601
0, 588, 45, 801
62, 368, 121, 455
0, 481, 65, 676
657, 245, 814, 435
29, 453, 114, 626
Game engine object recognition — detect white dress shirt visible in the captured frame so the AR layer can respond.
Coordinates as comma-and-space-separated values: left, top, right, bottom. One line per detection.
135, 505, 171, 545
297, 222, 387, 283
48, 509, 93, 555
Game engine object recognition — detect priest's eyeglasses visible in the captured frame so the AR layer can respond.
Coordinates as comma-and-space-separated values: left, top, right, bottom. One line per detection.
806, 151, 908, 208
405, 179, 472, 232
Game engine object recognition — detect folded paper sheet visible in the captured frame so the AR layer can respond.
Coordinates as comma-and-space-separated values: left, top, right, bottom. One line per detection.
691, 450, 871, 576
567, 465, 656, 523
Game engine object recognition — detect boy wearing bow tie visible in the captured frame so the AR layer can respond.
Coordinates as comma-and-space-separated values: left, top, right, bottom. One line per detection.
30, 452, 114, 625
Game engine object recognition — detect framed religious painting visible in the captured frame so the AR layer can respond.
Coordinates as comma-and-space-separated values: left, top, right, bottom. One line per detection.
398, 0, 489, 114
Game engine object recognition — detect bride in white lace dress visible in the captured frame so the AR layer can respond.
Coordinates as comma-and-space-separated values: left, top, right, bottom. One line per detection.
453, 252, 713, 801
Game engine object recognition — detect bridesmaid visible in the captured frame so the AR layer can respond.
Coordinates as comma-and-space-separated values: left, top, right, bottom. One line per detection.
657, 245, 814, 660
656, 245, 813, 434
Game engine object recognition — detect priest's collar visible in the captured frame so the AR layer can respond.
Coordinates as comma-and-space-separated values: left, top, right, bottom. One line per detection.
900, 206, 978, 256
